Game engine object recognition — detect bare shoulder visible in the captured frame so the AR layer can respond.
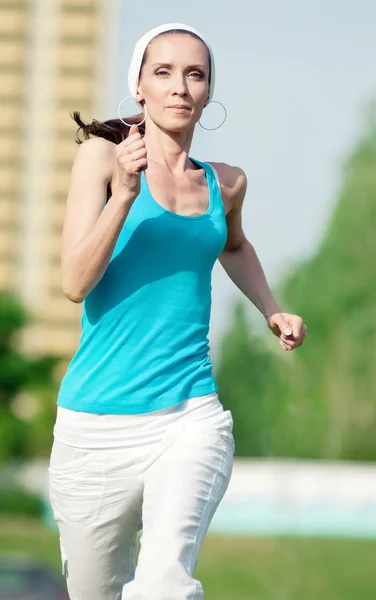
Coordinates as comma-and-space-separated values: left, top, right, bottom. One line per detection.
76, 136, 115, 155
207, 162, 247, 212
73, 137, 116, 180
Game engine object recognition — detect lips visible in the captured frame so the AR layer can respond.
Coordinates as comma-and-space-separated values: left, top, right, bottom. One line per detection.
167, 105, 191, 110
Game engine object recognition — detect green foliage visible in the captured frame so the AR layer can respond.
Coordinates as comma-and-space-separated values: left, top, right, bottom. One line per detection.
216, 303, 289, 456
216, 118, 376, 461
0, 291, 61, 461
280, 121, 376, 460
0, 488, 42, 518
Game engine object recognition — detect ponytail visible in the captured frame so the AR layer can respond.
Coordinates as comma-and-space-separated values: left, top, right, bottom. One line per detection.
71, 111, 146, 145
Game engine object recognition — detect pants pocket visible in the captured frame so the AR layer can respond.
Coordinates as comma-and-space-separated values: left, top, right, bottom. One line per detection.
179, 416, 235, 456
48, 440, 106, 526
48, 440, 87, 491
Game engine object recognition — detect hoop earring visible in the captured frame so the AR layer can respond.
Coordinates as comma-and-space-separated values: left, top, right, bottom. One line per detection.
199, 100, 227, 131
117, 95, 147, 127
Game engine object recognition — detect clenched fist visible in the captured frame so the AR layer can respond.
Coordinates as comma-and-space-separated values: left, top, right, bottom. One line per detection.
267, 312, 307, 351
115, 124, 148, 201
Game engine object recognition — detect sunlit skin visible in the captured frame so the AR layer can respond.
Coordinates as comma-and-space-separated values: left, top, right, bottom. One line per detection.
136, 33, 211, 173
119, 34, 307, 349
62, 32, 307, 350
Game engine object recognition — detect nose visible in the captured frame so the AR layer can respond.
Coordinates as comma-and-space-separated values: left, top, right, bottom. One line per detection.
171, 73, 188, 97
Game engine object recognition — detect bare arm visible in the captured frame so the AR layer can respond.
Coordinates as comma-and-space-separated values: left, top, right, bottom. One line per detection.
216, 165, 281, 320
61, 126, 147, 303
61, 138, 131, 302
214, 163, 307, 350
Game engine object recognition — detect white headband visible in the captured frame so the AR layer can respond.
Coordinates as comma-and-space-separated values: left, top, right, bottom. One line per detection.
128, 23, 215, 102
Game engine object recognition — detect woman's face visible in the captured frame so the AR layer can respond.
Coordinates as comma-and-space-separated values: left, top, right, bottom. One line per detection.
137, 33, 211, 132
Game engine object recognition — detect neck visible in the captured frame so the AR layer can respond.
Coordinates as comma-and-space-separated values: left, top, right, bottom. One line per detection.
143, 120, 195, 174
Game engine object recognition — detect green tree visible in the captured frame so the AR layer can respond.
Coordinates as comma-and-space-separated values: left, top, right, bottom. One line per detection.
280, 117, 376, 460
216, 115, 376, 461
216, 303, 293, 457
0, 291, 60, 461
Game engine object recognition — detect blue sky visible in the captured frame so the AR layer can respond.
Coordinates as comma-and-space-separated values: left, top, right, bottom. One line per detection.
110, 0, 376, 349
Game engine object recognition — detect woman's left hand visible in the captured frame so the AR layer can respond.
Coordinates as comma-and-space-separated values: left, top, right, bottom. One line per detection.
267, 312, 307, 351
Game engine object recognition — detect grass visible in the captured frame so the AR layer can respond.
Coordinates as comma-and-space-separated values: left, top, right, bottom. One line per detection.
198, 536, 376, 600
1, 517, 376, 599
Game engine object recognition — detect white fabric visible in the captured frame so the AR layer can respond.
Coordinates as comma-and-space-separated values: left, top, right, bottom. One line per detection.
48, 393, 234, 600
128, 23, 215, 102
208, 163, 220, 186
53, 393, 230, 449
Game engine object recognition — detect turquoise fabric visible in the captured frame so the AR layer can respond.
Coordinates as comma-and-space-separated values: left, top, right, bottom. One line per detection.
57, 159, 227, 414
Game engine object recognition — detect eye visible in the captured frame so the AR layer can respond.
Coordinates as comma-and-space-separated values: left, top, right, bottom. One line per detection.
189, 71, 204, 79
155, 69, 169, 76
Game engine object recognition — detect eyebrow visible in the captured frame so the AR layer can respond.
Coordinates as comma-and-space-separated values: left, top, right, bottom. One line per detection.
152, 63, 207, 70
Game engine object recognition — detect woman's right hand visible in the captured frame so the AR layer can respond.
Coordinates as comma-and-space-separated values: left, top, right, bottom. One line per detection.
115, 124, 148, 202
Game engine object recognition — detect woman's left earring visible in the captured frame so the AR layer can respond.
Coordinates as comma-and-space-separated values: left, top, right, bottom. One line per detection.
199, 100, 227, 131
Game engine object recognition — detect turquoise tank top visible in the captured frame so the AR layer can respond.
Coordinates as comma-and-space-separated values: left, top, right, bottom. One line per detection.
57, 159, 227, 415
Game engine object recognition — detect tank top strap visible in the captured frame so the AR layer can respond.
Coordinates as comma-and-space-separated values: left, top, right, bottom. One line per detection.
190, 157, 224, 212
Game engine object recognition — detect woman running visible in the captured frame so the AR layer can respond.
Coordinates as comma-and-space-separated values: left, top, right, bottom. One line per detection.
48, 22, 307, 600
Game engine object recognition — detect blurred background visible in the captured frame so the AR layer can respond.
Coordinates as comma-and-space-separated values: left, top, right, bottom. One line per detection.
1, 0, 376, 598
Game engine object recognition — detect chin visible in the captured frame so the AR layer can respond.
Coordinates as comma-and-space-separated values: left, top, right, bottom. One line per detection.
163, 118, 196, 134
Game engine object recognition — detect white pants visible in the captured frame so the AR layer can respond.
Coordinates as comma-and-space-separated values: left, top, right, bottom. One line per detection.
48, 393, 234, 600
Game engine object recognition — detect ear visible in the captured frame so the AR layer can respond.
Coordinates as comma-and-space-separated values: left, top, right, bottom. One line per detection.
135, 81, 144, 104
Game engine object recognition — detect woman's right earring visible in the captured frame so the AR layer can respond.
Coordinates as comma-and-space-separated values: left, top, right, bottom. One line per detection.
117, 96, 147, 127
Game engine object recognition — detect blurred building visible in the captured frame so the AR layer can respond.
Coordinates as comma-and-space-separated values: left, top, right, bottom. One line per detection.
0, 0, 120, 359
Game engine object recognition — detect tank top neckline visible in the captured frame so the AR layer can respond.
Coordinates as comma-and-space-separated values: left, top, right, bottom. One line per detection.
141, 157, 215, 221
